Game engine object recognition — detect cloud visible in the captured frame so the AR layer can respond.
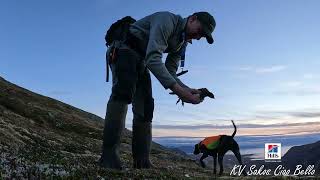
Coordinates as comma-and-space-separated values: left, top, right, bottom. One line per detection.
237, 66, 253, 71
303, 73, 318, 79
153, 124, 225, 130
153, 121, 320, 130
236, 65, 287, 74
152, 109, 320, 130
152, 109, 320, 137
272, 89, 320, 96
152, 121, 320, 137
257, 109, 320, 118
255, 65, 286, 73
283, 81, 302, 87
286, 112, 320, 118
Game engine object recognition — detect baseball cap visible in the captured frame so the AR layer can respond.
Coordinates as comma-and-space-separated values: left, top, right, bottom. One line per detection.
193, 12, 216, 44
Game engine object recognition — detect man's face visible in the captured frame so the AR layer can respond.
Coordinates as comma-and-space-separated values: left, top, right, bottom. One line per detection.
186, 15, 205, 42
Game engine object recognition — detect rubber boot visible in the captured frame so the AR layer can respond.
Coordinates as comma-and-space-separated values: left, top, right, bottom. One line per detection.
132, 120, 154, 169
99, 100, 128, 170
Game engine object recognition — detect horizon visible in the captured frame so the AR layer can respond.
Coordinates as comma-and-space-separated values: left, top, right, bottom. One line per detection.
1, 0, 320, 138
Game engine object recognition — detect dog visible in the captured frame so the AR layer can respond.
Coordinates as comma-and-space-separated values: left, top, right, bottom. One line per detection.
193, 120, 246, 176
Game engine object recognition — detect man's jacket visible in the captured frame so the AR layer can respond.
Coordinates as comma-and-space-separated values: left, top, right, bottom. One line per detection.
129, 11, 189, 89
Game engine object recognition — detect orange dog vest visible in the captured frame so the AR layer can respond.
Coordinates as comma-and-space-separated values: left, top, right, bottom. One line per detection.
200, 135, 221, 150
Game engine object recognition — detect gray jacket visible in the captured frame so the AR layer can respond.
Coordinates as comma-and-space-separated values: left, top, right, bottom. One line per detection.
129, 11, 189, 89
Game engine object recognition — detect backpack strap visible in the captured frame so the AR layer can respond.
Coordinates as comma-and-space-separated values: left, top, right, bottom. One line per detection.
106, 50, 110, 82
106, 41, 121, 82
176, 41, 188, 77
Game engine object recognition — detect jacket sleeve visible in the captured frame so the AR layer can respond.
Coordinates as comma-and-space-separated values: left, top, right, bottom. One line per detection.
145, 13, 177, 89
165, 52, 189, 88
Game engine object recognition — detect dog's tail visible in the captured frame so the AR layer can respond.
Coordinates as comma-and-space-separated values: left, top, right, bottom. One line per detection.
231, 120, 237, 137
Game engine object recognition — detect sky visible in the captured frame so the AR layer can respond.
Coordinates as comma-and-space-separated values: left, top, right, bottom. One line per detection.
1, 0, 320, 138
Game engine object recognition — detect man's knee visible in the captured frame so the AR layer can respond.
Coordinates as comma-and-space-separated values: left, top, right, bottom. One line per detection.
110, 89, 134, 104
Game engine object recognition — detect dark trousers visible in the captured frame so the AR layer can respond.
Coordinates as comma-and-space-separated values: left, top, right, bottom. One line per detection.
101, 44, 154, 168
109, 47, 154, 122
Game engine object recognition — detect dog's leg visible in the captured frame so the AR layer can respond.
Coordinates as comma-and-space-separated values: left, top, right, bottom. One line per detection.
200, 154, 208, 168
213, 154, 217, 175
233, 150, 247, 176
218, 153, 225, 176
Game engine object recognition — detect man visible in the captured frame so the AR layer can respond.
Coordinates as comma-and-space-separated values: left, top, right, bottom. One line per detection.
99, 11, 216, 169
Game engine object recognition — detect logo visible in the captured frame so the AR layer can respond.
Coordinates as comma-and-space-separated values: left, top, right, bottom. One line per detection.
265, 143, 281, 161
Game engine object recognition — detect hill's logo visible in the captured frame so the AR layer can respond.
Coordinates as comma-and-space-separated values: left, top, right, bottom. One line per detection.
265, 143, 281, 161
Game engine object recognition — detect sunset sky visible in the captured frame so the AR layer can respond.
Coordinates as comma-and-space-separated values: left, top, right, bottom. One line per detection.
1, 0, 320, 137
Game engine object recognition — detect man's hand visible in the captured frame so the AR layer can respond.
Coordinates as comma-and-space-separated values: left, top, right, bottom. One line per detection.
181, 93, 202, 104
189, 88, 201, 95
170, 83, 201, 104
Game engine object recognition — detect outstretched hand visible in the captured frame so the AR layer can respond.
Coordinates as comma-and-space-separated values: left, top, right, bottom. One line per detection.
189, 88, 202, 94
169, 87, 215, 106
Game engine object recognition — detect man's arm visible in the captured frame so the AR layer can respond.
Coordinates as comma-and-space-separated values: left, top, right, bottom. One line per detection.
144, 13, 177, 89
165, 52, 190, 89
144, 13, 201, 104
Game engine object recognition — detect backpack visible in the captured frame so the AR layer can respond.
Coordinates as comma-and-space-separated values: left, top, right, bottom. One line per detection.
105, 16, 136, 47
105, 16, 136, 82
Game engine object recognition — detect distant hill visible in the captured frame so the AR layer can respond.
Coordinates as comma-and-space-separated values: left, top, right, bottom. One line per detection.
282, 140, 320, 171
0, 76, 215, 179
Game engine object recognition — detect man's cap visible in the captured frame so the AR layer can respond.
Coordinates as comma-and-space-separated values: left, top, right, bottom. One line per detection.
193, 12, 216, 44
